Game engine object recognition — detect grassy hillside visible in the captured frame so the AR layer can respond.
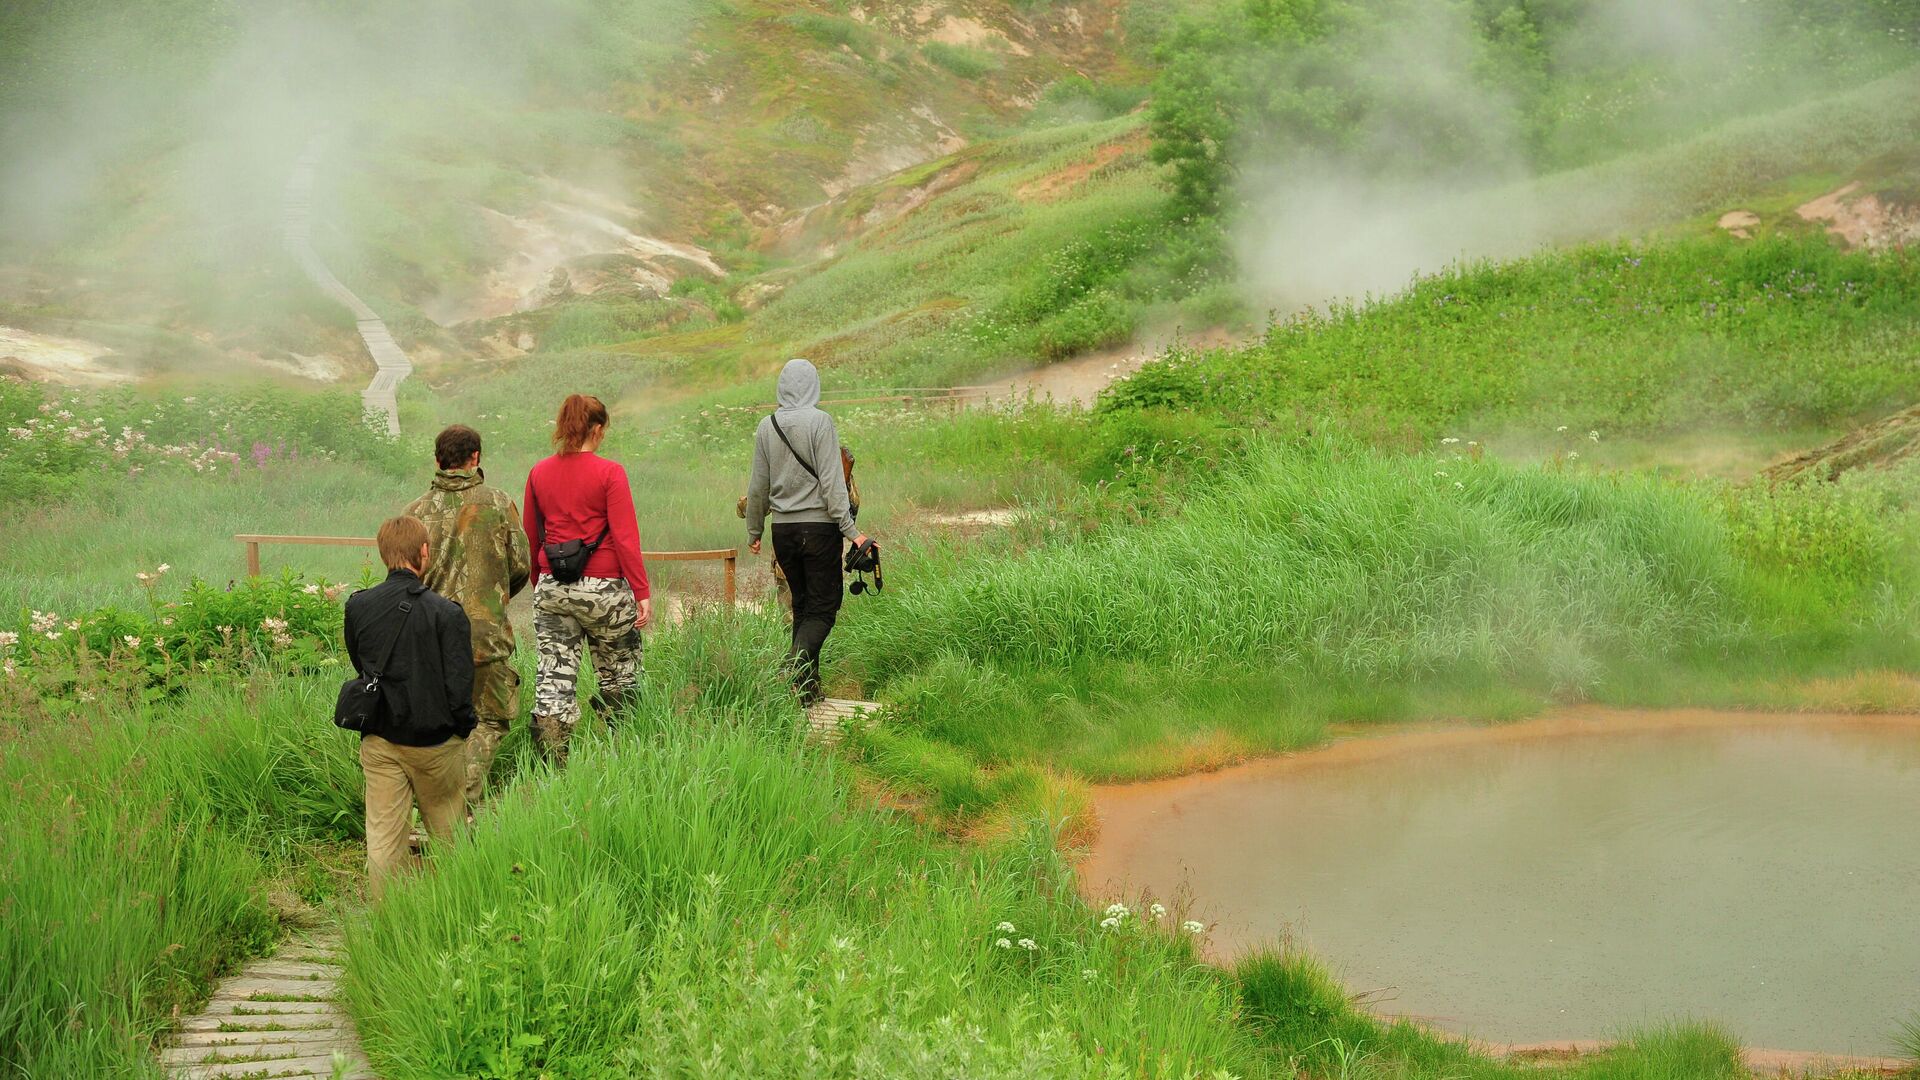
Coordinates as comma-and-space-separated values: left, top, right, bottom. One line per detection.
11, 2, 1920, 1076
1105, 234, 1920, 440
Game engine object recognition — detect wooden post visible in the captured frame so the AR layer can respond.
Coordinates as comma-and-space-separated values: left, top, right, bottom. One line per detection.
245, 540, 261, 579
723, 551, 737, 609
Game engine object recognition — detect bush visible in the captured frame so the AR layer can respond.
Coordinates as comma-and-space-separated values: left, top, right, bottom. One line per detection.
0, 382, 410, 507
2, 568, 360, 716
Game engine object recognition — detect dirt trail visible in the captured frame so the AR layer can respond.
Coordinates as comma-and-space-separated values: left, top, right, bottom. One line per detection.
972, 328, 1238, 407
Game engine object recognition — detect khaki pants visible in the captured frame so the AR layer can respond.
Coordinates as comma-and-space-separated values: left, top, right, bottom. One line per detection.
361, 734, 466, 897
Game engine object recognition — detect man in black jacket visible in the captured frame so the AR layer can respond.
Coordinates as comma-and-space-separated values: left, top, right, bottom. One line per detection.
344, 515, 478, 896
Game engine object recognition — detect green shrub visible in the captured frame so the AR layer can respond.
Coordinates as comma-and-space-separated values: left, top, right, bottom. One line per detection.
0, 382, 411, 507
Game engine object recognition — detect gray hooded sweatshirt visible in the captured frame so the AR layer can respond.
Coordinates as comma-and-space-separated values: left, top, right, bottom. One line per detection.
745, 359, 858, 543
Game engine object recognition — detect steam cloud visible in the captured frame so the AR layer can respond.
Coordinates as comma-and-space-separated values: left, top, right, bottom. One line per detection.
1231, 0, 1902, 311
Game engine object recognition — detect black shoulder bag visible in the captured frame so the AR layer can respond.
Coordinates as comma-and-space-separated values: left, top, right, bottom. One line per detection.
335, 599, 414, 732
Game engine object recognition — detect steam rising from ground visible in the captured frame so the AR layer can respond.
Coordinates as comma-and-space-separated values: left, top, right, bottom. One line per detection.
1232, 0, 1906, 310
0, 1, 674, 318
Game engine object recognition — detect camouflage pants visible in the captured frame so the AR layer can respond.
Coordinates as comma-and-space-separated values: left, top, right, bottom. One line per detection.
463, 659, 522, 806
532, 576, 643, 764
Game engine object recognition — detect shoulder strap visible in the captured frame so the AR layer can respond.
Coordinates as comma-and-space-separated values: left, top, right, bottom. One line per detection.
769, 413, 822, 484
372, 599, 415, 678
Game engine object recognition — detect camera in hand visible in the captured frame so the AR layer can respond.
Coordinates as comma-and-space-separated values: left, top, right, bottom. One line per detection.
845, 537, 882, 595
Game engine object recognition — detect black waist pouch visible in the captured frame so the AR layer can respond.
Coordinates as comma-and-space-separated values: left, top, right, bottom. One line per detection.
544, 527, 610, 584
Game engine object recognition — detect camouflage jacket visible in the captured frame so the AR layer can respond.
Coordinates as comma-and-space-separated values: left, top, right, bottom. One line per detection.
404, 469, 531, 664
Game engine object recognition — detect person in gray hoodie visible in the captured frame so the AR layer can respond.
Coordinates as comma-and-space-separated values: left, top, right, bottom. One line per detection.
744, 359, 870, 704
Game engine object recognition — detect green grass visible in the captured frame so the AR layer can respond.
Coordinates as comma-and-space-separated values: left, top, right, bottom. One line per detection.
0, 670, 362, 1077
1108, 234, 1920, 441
834, 436, 1920, 791
342, 612, 1755, 1080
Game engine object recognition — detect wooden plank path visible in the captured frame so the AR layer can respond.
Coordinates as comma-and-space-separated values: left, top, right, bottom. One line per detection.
805, 698, 881, 746
283, 136, 412, 437
161, 931, 375, 1080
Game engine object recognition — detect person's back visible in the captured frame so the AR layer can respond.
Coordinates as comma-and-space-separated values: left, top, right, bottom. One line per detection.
522, 394, 651, 764
404, 424, 531, 806
342, 516, 477, 896
743, 359, 870, 705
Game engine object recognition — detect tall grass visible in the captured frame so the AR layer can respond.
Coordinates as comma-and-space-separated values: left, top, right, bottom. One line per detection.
0, 672, 361, 1077
345, 612, 1259, 1078
836, 438, 1920, 782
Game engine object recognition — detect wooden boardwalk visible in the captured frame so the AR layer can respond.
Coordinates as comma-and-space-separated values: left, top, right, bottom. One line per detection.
283, 136, 412, 437
805, 697, 881, 745
161, 930, 374, 1080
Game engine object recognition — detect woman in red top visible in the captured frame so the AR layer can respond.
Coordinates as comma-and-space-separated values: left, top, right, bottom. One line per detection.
523, 394, 651, 765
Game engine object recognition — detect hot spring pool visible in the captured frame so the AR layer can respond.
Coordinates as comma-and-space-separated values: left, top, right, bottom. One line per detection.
1080, 712, 1920, 1056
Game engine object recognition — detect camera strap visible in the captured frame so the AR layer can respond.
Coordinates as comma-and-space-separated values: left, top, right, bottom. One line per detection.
769, 413, 824, 494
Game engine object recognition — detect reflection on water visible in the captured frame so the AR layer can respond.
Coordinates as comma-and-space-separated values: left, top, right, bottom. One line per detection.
1085, 722, 1920, 1055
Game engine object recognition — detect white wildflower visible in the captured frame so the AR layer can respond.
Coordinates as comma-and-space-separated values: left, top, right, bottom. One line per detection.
301, 584, 322, 595
45, 631, 61, 641
1568, 451, 1580, 460
156, 563, 171, 574
1183, 920, 1207, 934
1017, 938, 1037, 951
994, 938, 1011, 949
0, 631, 16, 649
123, 635, 141, 650
1440, 437, 1460, 445
1149, 903, 1167, 918
1556, 425, 1569, 432
1081, 968, 1098, 981
995, 921, 1016, 933
1588, 430, 1599, 442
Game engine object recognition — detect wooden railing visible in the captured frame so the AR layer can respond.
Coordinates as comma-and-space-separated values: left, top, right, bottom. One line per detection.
235, 534, 739, 607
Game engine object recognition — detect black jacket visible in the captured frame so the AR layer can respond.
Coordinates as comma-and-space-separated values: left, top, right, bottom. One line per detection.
343, 569, 477, 747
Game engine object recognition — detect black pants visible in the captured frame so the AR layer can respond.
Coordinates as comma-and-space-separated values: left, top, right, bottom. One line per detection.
772, 523, 843, 702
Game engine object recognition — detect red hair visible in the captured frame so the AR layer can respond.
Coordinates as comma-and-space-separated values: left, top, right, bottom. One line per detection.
552, 394, 609, 453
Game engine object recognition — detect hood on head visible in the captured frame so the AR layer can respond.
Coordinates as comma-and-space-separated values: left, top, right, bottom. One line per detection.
777, 358, 820, 410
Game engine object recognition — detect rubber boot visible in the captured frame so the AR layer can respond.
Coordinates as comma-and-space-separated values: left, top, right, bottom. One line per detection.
531, 714, 571, 769
589, 686, 642, 728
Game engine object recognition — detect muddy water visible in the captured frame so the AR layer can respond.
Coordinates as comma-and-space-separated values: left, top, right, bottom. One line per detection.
1082, 712, 1920, 1056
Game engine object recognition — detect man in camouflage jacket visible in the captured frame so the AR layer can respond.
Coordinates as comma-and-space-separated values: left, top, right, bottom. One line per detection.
405, 425, 531, 808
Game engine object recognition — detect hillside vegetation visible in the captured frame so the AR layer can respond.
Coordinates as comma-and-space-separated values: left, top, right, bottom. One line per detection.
9, 0, 1920, 1076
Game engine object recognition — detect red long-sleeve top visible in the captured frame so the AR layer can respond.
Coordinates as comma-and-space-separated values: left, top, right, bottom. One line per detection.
523, 452, 650, 598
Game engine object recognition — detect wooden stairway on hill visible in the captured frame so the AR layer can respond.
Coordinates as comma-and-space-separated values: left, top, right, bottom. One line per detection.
160, 929, 374, 1080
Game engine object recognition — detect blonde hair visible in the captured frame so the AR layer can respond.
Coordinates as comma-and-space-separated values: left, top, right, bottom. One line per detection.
376, 515, 429, 571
